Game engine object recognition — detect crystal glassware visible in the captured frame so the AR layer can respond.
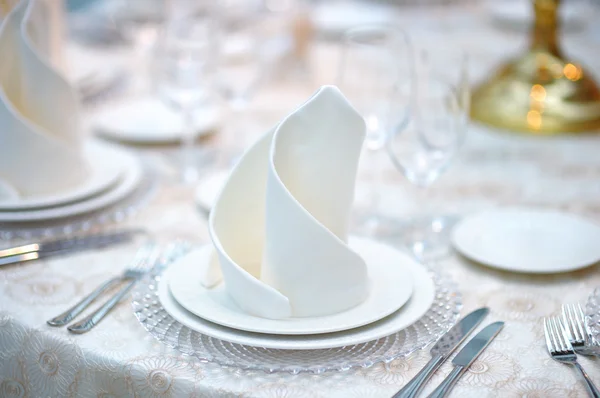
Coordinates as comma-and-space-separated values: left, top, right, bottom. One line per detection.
337, 25, 412, 237
132, 258, 461, 374
386, 48, 469, 261
156, 9, 216, 183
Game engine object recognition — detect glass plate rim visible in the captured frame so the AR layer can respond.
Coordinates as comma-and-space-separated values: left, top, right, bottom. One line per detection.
132, 258, 462, 374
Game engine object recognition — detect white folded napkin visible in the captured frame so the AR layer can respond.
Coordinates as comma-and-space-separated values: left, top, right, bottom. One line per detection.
203, 85, 369, 319
0, 0, 89, 199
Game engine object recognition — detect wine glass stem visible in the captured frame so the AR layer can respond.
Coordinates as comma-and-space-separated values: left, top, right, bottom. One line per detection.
366, 147, 384, 225
181, 105, 198, 183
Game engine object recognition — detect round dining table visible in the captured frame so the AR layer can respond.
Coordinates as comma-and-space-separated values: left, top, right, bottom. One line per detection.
2, 2, 600, 397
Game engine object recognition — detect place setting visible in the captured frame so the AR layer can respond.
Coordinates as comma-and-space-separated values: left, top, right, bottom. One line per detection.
132, 86, 463, 374
0, 0, 154, 239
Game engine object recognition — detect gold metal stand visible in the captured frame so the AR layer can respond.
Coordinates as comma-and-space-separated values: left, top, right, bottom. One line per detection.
471, 0, 600, 134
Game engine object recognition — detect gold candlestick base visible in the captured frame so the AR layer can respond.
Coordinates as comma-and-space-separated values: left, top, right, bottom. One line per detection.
471, 0, 600, 134
471, 51, 600, 134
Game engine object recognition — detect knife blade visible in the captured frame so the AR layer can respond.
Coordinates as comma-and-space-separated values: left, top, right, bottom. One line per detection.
0, 229, 144, 266
393, 307, 489, 398
427, 321, 505, 398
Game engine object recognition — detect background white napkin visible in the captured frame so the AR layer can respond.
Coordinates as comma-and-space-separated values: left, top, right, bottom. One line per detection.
206, 86, 369, 319
0, 0, 89, 199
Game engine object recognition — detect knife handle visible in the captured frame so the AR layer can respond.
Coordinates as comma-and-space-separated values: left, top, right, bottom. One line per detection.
67, 279, 137, 334
393, 355, 445, 398
427, 366, 464, 398
47, 276, 123, 326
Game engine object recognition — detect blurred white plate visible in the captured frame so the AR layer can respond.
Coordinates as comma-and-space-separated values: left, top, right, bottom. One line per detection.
168, 237, 414, 335
159, 247, 434, 349
0, 144, 142, 222
92, 97, 220, 144
311, 1, 397, 36
0, 141, 124, 210
452, 208, 600, 274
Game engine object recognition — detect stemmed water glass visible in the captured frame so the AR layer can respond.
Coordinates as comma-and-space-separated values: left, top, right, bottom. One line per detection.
216, 0, 265, 157
155, 7, 216, 183
387, 49, 469, 260
114, 0, 167, 93
337, 25, 412, 236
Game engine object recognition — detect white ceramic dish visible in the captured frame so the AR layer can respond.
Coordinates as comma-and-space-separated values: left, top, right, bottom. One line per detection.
0, 144, 142, 222
311, 1, 396, 36
0, 141, 125, 210
92, 96, 220, 144
452, 208, 600, 274
159, 255, 434, 350
168, 238, 414, 335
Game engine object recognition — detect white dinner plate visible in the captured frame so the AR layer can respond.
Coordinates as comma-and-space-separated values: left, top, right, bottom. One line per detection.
311, 1, 397, 37
0, 144, 142, 222
168, 237, 414, 335
0, 141, 125, 210
452, 208, 600, 274
92, 96, 220, 144
159, 255, 433, 350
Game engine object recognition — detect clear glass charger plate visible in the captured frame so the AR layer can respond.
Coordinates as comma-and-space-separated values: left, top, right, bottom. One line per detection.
131, 259, 462, 374
585, 287, 600, 347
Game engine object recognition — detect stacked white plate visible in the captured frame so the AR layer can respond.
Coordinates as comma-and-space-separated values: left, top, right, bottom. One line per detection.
159, 236, 437, 350
0, 140, 143, 223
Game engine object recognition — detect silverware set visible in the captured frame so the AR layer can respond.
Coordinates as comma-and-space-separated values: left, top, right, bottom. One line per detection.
393, 307, 504, 398
544, 303, 600, 397
46, 242, 188, 334
0, 229, 143, 266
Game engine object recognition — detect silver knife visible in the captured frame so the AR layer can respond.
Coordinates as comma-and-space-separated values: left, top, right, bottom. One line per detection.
393, 307, 489, 398
427, 321, 505, 398
0, 229, 144, 266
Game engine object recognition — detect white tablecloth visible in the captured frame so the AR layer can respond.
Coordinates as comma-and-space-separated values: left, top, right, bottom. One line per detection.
2, 4, 600, 397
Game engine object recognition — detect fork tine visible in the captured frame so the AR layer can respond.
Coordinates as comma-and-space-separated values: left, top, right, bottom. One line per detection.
557, 317, 575, 352
550, 317, 563, 352
544, 318, 556, 353
564, 304, 581, 343
562, 305, 575, 342
571, 304, 586, 342
576, 303, 589, 341
555, 317, 570, 352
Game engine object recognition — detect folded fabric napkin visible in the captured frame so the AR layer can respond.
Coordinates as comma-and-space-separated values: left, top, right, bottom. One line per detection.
0, 0, 89, 199
198, 86, 369, 319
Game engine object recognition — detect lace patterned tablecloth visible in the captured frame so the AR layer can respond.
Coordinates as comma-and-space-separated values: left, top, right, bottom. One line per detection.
2, 4, 600, 398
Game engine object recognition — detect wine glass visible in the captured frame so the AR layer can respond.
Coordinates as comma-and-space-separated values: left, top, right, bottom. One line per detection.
113, 0, 167, 93
215, 0, 266, 157
337, 25, 412, 236
387, 49, 469, 261
155, 8, 215, 183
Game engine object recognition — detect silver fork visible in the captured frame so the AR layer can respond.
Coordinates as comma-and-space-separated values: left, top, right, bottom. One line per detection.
563, 303, 598, 355
67, 245, 162, 334
544, 317, 600, 397
47, 243, 156, 327
66, 242, 189, 334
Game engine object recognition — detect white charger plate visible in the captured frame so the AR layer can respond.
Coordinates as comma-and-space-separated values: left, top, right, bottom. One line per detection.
168, 237, 414, 335
452, 208, 600, 274
159, 254, 434, 350
92, 97, 220, 144
0, 144, 142, 222
0, 141, 125, 210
